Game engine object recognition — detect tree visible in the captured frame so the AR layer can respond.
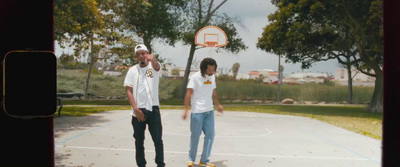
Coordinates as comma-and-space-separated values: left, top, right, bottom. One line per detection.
257, 0, 382, 112
95, 0, 139, 66
55, 0, 105, 99
116, 0, 185, 53
231, 62, 240, 79
58, 53, 77, 67
55, 0, 143, 98
172, 68, 180, 76
178, 0, 248, 99
106, 35, 138, 66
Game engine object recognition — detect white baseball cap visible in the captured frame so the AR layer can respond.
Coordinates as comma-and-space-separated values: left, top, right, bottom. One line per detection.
135, 44, 149, 53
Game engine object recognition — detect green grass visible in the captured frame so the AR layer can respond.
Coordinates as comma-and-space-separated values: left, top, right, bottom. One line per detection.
61, 99, 184, 105
60, 106, 131, 116
62, 99, 130, 105
58, 104, 382, 140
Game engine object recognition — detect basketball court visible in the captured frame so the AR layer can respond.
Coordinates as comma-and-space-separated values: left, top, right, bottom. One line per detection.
55, 109, 381, 167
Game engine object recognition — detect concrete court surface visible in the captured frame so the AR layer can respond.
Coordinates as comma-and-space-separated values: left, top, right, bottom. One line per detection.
55, 109, 381, 167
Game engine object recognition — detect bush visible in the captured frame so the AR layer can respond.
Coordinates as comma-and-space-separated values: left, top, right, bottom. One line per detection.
159, 78, 176, 100
213, 80, 373, 103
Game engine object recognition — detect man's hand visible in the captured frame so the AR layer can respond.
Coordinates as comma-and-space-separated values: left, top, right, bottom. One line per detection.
146, 53, 155, 62
216, 104, 223, 114
146, 54, 160, 71
183, 109, 189, 120
134, 107, 146, 122
184, 89, 193, 120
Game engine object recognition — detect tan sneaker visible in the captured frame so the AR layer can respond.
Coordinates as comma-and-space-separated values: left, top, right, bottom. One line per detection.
199, 161, 215, 167
187, 161, 194, 167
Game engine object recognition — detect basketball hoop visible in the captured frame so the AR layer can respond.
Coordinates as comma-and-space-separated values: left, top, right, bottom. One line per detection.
195, 26, 228, 48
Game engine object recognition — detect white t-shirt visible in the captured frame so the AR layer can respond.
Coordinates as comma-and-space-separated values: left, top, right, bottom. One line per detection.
123, 62, 160, 116
187, 71, 216, 113
137, 67, 149, 108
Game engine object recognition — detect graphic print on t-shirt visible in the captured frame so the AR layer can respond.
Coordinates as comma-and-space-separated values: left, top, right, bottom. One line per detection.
146, 68, 153, 78
204, 80, 212, 84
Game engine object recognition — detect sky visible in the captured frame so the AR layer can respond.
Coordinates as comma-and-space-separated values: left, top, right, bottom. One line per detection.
55, 0, 340, 76
151, 0, 339, 76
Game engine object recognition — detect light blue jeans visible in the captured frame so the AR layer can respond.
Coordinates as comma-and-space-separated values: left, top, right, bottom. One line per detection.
188, 110, 215, 163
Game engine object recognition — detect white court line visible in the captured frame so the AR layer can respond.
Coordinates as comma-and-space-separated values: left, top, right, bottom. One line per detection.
57, 112, 168, 145
161, 111, 273, 138
162, 111, 259, 118
56, 145, 373, 161
164, 128, 272, 139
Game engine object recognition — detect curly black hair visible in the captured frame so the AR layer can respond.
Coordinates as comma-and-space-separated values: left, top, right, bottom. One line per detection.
200, 57, 217, 77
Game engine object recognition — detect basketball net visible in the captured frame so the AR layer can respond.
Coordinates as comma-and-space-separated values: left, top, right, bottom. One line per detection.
206, 41, 218, 57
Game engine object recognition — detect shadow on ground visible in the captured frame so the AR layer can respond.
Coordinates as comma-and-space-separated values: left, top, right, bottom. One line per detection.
54, 113, 113, 165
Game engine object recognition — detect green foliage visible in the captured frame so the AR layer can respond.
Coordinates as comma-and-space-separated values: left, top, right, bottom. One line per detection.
231, 62, 240, 79
171, 68, 180, 76
257, 0, 383, 112
322, 78, 335, 86
55, 0, 138, 63
216, 74, 236, 81
214, 17, 248, 53
54, 0, 104, 44
158, 78, 176, 100
57, 70, 373, 104
57, 69, 126, 97
215, 80, 373, 103
116, 0, 185, 52
257, 0, 382, 71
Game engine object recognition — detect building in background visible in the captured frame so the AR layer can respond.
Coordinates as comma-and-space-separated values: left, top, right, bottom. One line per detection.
283, 72, 329, 84
289, 72, 328, 78
160, 63, 199, 78
247, 69, 279, 84
334, 68, 375, 86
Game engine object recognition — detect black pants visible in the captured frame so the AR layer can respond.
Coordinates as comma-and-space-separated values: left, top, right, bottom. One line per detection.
132, 106, 165, 167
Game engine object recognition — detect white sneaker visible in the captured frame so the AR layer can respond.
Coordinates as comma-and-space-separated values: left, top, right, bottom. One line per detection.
187, 161, 194, 167
199, 161, 215, 167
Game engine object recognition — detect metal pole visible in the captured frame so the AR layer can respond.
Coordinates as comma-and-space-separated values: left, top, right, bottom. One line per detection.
277, 55, 281, 104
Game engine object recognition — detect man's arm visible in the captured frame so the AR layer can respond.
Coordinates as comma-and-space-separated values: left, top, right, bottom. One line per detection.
126, 86, 146, 122
183, 88, 194, 120
212, 89, 223, 113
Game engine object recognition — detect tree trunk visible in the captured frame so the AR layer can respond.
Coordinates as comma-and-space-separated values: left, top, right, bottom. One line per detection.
84, 34, 95, 99
352, 36, 382, 112
143, 36, 152, 53
367, 69, 383, 113
346, 64, 353, 104
179, 43, 197, 99
277, 55, 281, 103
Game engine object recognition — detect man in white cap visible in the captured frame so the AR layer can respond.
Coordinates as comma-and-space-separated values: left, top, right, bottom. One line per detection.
124, 44, 165, 167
